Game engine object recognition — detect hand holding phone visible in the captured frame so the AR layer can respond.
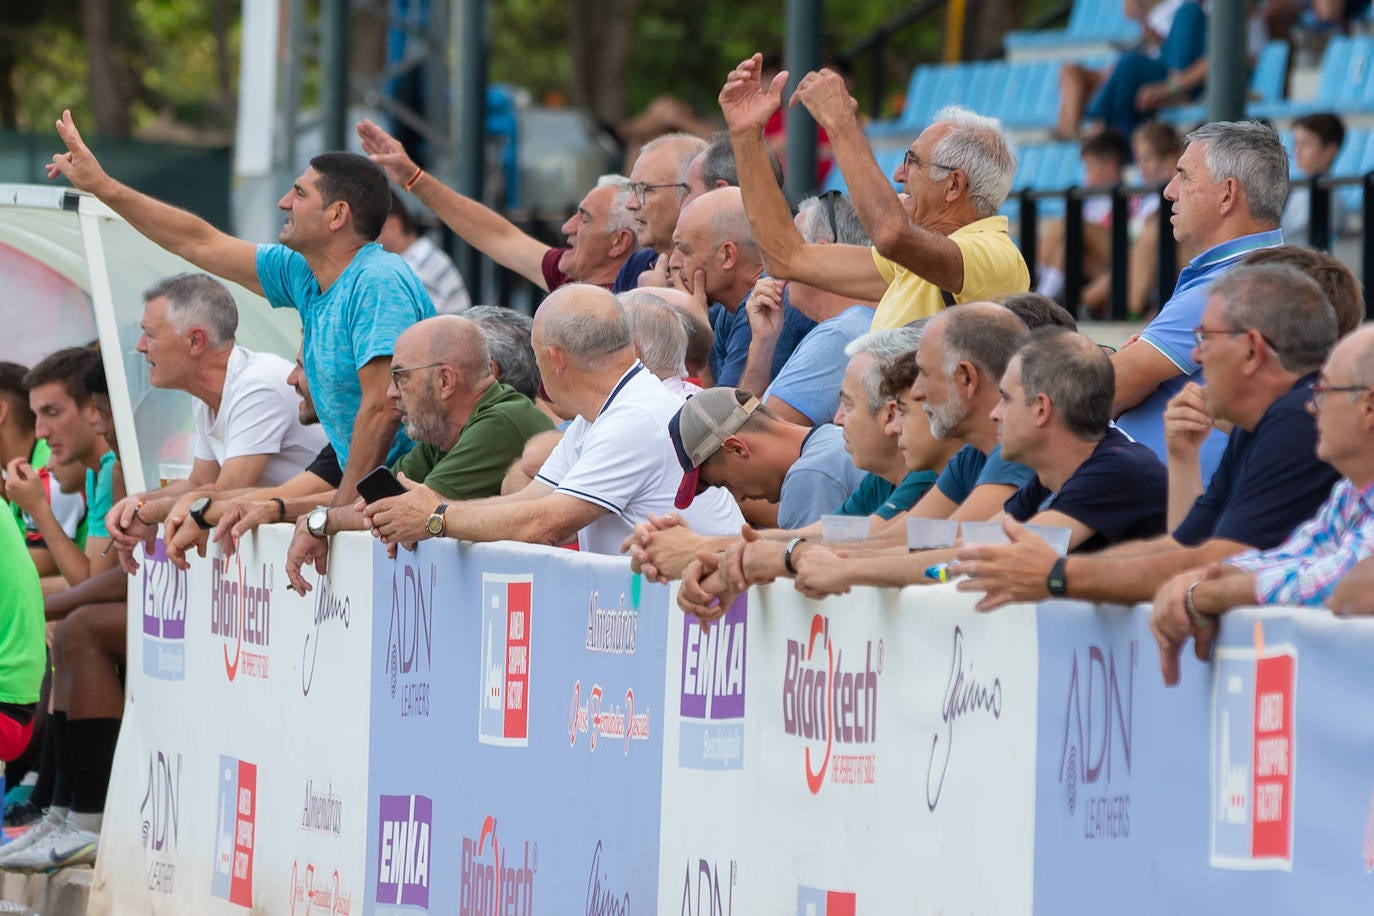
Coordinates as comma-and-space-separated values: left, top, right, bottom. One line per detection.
356, 466, 408, 503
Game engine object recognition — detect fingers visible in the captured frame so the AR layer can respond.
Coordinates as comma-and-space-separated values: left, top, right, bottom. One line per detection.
1193, 624, 1217, 664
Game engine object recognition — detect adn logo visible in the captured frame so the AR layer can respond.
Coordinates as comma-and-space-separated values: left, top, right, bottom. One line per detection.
681, 857, 736, 916
289, 860, 353, 916
210, 755, 257, 907
479, 574, 532, 746
679, 596, 746, 770
797, 885, 857, 915
584, 840, 629, 916
459, 815, 537, 915
140, 539, 187, 681
385, 561, 434, 719
1211, 624, 1296, 871
376, 794, 431, 909
140, 749, 180, 895
210, 554, 272, 682
1058, 641, 1136, 840
568, 681, 651, 755
782, 614, 882, 794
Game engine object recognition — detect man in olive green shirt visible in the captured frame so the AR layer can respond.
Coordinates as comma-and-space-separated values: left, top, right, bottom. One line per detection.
284, 315, 552, 582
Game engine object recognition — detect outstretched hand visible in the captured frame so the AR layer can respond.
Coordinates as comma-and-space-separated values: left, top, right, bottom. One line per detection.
719, 53, 787, 134
357, 118, 421, 188
47, 110, 112, 194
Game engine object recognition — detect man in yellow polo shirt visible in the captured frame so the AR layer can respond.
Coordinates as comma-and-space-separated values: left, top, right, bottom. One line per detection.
721, 53, 1029, 330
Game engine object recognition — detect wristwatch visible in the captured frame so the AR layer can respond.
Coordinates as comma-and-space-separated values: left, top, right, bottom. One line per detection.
306, 505, 331, 539
425, 503, 449, 537
188, 497, 214, 531
1046, 556, 1069, 597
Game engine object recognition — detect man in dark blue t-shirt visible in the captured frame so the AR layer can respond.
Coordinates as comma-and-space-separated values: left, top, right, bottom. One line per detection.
954, 264, 1340, 611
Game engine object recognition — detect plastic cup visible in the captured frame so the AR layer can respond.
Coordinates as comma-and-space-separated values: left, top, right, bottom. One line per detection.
907, 517, 959, 550
158, 462, 192, 488
959, 520, 1009, 546
821, 514, 871, 543
1024, 523, 1072, 557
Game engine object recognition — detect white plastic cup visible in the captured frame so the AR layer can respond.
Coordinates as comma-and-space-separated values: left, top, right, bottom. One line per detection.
158, 462, 192, 488
821, 514, 871, 543
1024, 523, 1072, 557
907, 517, 959, 550
959, 520, 1010, 546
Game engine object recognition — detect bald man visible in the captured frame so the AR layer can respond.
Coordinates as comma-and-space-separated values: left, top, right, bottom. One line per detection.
347, 284, 744, 565
284, 315, 554, 578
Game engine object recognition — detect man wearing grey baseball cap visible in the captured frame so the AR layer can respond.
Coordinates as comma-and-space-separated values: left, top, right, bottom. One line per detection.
669, 386, 864, 529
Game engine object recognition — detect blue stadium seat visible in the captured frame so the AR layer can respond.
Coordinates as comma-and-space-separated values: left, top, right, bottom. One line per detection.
1004, 0, 1142, 54
1162, 40, 1290, 126
1253, 36, 1369, 120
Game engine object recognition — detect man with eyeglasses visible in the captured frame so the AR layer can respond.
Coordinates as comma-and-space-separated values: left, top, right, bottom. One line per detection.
954, 265, 1340, 619
720, 54, 1029, 333
1150, 321, 1374, 685
359, 120, 640, 293
285, 315, 553, 586
615, 133, 709, 287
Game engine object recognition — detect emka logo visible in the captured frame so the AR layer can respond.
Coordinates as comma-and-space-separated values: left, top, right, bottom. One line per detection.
376, 794, 431, 910
289, 860, 353, 916
301, 778, 343, 836
140, 748, 180, 895
210, 755, 257, 907
584, 840, 629, 916
210, 554, 272, 682
141, 539, 187, 680
459, 815, 537, 916
927, 625, 1003, 811
1058, 640, 1136, 840
479, 574, 532, 746
302, 578, 351, 697
1211, 623, 1296, 870
680, 857, 736, 916
585, 589, 637, 655
679, 595, 746, 770
796, 885, 857, 916
782, 614, 882, 794
568, 681, 650, 755
385, 560, 435, 719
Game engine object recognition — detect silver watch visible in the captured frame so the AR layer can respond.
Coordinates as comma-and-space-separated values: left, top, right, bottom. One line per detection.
306, 505, 331, 538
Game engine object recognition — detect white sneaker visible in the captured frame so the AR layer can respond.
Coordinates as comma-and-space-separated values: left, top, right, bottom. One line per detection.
2, 821, 98, 872
0, 811, 64, 866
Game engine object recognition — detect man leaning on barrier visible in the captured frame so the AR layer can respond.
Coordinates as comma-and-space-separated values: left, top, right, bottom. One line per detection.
954, 265, 1341, 614
349, 285, 743, 566
1149, 323, 1374, 685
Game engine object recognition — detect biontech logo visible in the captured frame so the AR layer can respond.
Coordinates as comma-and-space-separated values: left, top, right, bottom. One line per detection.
782, 614, 882, 794
479, 574, 532, 747
679, 596, 746, 770
376, 794, 431, 909
210, 554, 272, 682
458, 815, 536, 915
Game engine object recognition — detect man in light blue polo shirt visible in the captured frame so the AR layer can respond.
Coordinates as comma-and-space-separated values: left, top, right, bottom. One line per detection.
1112, 121, 1286, 482
49, 112, 433, 505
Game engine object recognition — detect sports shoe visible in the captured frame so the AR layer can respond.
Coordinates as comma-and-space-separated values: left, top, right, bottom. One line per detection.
0, 811, 63, 866
1, 820, 97, 871
3, 800, 40, 830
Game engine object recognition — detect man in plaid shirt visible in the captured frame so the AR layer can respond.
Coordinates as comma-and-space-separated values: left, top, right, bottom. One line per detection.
1151, 323, 1374, 685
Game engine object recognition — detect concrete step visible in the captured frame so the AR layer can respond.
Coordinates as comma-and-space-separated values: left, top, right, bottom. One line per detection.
0, 866, 92, 916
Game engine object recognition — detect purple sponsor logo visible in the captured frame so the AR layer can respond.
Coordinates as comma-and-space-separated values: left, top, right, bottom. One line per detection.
584, 840, 628, 915
385, 562, 435, 719
1059, 641, 1136, 840
376, 794, 431, 908
681, 857, 736, 916
679, 596, 747, 770
141, 540, 187, 680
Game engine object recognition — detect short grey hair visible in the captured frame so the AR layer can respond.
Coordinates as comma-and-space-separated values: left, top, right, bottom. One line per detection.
1184, 120, 1289, 226
1209, 264, 1338, 375
465, 305, 540, 400
940, 303, 1028, 384
597, 174, 636, 235
928, 105, 1018, 218
699, 130, 785, 189
539, 294, 633, 360
143, 273, 237, 348
844, 323, 926, 412
1014, 328, 1113, 441
618, 291, 688, 380
640, 132, 708, 200
796, 194, 871, 246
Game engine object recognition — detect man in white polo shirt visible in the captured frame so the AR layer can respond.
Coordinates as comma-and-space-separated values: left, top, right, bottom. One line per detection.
358, 283, 743, 558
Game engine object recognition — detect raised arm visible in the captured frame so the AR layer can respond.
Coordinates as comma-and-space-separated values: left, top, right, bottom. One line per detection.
48, 110, 262, 295
334, 356, 402, 506
357, 119, 551, 289
792, 70, 965, 293
720, 55, 889, 301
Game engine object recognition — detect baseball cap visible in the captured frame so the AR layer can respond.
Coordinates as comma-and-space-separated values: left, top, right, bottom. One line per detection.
668, 387, 760, 510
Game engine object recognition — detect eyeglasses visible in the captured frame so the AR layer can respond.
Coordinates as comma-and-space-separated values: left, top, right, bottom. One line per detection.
390, 362, 446, 385
1309, 382, 1373, 409
818, 189, 844, 243
903, 150, 959, 176
1191, 326, 1282, 353
630, 181, 688, 203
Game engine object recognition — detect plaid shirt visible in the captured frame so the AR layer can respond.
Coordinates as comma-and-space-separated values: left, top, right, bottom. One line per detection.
1226, 479, 1374, 606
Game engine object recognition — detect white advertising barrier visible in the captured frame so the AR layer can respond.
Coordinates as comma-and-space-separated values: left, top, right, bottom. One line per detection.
90, 525, 374, 915
658, 584, 1038, 915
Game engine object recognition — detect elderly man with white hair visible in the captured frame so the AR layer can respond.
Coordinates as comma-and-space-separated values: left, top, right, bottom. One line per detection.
617, 290, 702, 397
722, 53, 1029, 331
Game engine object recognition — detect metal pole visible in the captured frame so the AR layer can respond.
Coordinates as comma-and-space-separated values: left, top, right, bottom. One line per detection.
1064, 188, 1084, 318
450, 0, 488, 287
1363, 174, 1374, 318
1206, 0, 1247, 122
322, 0, 350, 151
1157, 191, 1178, 302
1309, 177, 1331, 251
1020, 191, 1039, 291
1109, 186, 1130, 320
784, 0, 822, 201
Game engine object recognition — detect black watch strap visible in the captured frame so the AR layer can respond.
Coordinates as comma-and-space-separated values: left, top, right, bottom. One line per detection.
1046, 556, 1069, 597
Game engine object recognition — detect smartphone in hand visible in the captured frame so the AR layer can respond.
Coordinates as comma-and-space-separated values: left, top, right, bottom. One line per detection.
356, 466, 407, 503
